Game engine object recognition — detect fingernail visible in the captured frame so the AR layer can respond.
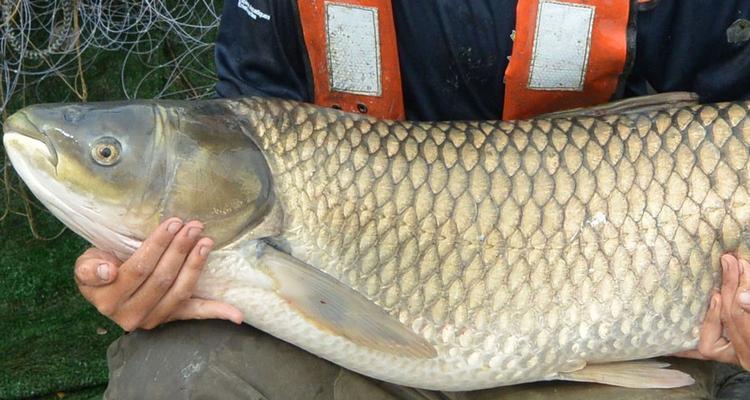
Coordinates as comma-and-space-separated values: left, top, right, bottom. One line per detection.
199, 243, 212, 257
711, 295, 718, 309
739, 291, 750, 306
722, 257, 728, 272
167, 221, 182, 234
188, 226, 203, 239
97, 264, 110, 281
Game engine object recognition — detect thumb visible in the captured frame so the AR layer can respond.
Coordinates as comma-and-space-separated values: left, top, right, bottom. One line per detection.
75, 257, 119, 287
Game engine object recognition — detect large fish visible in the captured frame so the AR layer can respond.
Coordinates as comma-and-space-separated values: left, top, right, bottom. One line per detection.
3, 93, 746, 390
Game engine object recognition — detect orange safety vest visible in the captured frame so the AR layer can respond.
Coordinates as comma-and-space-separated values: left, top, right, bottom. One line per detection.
297, 0, 405, 120
297, 0, 651, 121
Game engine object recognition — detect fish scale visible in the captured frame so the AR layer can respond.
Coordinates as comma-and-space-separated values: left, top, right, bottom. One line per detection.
4, 94, 749, 390
221, 97, 749, 387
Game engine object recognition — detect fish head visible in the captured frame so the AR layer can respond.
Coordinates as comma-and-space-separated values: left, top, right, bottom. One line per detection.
3, 102, 160, 257
3, 100, 274, 259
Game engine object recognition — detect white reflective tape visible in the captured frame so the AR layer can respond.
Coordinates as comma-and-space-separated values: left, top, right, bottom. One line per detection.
325, 3, 381, 96
237, 0, 271, 21
528, 1, 595, 91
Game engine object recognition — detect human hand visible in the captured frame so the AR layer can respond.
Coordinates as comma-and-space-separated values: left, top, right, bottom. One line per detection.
674, 254, 750, 370
74, 218, 243, 331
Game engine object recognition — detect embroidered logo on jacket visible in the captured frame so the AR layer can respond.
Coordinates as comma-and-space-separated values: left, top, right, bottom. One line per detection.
238, 0, 271, 21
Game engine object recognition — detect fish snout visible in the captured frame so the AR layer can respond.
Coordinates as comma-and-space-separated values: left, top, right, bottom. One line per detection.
4, 110, 33, 134
3, 110, 59, 168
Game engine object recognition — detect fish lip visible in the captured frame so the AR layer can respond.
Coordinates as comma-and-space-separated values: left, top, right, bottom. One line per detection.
3, 111, 59, 168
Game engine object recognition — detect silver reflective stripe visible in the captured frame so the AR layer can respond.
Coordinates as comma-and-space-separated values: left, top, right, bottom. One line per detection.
325, 3, 382, 96
237, 0, 271, 20
527, 0, 595, 91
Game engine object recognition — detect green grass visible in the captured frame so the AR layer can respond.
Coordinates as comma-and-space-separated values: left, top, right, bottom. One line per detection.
0, 184, 121, 399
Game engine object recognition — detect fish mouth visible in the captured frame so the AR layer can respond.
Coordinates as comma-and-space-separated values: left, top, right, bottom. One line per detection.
3, 111, 59, 168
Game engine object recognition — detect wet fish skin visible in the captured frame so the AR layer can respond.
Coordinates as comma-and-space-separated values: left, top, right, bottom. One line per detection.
220, 97, 749, 388
4, 95, 750, 390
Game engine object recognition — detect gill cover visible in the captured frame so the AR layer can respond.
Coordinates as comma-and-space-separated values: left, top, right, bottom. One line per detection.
157, 100, 275, 246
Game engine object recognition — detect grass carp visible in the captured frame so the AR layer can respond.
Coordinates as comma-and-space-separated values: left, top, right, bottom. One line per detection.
3, 93, 746, 390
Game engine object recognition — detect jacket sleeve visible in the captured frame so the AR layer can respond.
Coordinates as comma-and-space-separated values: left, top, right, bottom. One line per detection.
626, 0, 750, 102
214, 0, 312, 101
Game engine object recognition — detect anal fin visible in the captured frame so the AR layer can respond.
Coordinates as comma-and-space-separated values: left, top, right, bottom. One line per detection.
257, 243, 437, 359
559, 360, 695, 389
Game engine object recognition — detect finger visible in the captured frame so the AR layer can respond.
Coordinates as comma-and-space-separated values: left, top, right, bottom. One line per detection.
720, 254, 740, 327
166, 298, 244, 325
718, 256, 750, 368
700, 296, 737, 365
731, 259, 750, 369
139, 238, 215, 328
697, 293, 737, 364
722, 257, 750, 332
701, 292, 724, 346
74, 256, 119, 287
719, 255, 744, 344
115, 217, 184, 299
116, 221, 204, 329
738, 258, 750, 312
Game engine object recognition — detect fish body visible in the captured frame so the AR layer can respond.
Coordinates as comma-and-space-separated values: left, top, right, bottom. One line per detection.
4, 94, 749, 390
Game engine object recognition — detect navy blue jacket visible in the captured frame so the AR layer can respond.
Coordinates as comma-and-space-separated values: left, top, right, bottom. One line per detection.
215, 0, 750, 121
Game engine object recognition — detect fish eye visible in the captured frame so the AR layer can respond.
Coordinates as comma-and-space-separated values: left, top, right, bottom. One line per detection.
90, 137, 122, 166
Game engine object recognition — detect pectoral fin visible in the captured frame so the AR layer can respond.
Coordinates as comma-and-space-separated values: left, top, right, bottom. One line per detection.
559, 360, 695, 389
541, 92, 700, 119
256, 243, 437, 359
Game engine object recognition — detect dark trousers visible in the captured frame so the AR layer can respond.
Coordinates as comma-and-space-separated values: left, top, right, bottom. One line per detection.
104, 320, 750, 400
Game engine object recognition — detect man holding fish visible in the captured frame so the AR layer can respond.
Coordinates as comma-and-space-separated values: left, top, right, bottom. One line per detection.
59, 0, 750, 398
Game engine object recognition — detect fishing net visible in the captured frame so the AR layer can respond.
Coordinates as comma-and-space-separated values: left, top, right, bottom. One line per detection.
1, 0, 220, 110
0, 1, 221, 398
